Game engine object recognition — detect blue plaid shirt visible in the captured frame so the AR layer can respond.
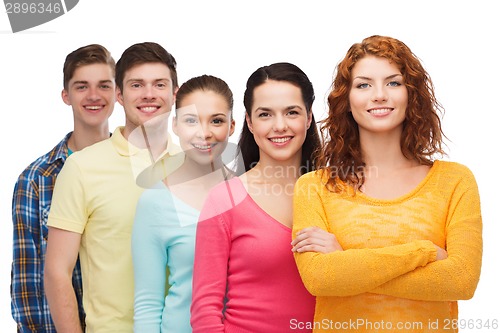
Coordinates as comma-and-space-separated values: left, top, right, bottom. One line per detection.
11, 132, 85, 332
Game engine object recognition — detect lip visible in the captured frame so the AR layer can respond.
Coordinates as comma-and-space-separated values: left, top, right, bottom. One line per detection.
367, 107, 393, 117
192, 142, 217, 152
268, 136, 293, 146
84, 105, 106, 113
137, 104, 160, 114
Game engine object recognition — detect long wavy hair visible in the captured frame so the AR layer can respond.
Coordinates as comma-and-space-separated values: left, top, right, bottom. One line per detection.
317, 35, 446, 192
236, 62, 321, 175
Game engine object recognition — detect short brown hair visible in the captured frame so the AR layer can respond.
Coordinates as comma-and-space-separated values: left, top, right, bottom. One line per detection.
63, 44, 115, 90
115, 42, 178, 93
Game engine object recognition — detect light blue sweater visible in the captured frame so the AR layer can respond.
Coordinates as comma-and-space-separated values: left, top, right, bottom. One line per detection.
132, 181, 199, 333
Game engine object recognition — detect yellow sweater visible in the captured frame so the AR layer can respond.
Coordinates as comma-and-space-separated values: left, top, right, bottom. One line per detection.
293, 161, 482, 332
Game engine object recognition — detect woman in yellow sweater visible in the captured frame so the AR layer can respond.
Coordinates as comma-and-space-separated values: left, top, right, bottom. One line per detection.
292, 35, 482, 332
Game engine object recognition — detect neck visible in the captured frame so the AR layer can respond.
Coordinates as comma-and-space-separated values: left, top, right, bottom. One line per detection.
360, 131, 417, 175
68, 123, 110, 152
248, 153, 302, 184
168, 157, 228, 187
124, 122, 170, 161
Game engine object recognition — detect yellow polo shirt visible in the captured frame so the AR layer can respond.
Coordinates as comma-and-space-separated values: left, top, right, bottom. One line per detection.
48, 127, 182, 332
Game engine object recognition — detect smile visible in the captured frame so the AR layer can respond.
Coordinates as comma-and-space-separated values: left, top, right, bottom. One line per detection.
192, 143, 217, 150
85, 105, 104, 111
269, 137, 292, 144
138, 106, 159, 113
368, 108, 393, 115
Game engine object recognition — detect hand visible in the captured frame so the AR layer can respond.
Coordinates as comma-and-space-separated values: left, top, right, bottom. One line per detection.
292, 227, 343, 253
434, 245, 448, 261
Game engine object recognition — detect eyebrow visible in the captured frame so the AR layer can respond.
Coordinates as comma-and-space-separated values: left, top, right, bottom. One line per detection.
126, 78, 170, 83
72, 79, 113, 86
353, 73, 403, 81
254, 105, 303, 112
181, 112, 228, 117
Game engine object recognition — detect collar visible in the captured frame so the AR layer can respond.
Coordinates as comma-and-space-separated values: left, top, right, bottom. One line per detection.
47, 132, 73, 164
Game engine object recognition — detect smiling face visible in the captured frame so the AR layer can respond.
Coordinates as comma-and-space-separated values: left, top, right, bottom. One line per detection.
116, 62, 177, 138
247, 80, 311, 166
62, 63, 115, 129
349, 55, 408, 138
173, 90, 234, 167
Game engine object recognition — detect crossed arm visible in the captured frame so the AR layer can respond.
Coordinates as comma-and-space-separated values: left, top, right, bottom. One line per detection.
291, 176, 482, 301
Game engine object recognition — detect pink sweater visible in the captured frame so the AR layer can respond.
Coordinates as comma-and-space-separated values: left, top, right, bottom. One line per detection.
191, 177, 315, 333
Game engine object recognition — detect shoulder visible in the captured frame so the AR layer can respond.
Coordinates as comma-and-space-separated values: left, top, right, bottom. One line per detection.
434, 160, 476, 181
137, 184, 169, 206
199, 177, 248, 221
295, 170, 329, 192
431, 160, 479, 194
16, 135, 70, 181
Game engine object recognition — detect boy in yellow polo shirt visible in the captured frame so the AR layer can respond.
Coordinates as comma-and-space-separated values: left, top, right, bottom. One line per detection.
44, 42, 182, 333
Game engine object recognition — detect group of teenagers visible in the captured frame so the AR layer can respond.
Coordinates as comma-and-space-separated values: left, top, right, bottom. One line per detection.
11, 35, 482, 333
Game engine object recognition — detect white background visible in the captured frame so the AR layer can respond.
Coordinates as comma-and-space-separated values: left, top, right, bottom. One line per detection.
1, 1, 498, 331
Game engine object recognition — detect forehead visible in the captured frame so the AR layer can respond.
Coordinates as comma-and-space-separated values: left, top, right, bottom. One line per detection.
177, 90, 230, 114
253, 80, 303, 107
352, 55, 402, 78
69, 63, 114, 82
123, 62, 172, 81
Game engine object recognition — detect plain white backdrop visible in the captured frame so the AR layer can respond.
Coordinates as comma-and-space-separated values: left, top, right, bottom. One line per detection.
1, 1, 498, 331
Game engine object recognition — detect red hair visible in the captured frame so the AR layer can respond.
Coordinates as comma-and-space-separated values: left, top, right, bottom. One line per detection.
316, 35, 446, 192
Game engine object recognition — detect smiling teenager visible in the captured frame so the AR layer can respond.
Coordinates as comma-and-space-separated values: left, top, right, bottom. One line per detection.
292, 35, 482, 333
44, 42, 182, 333
132, 75, 235, 333
190, 62, 322, 333
11, 44, 115, 333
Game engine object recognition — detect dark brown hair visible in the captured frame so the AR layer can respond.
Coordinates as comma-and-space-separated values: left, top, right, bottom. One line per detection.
63, 44, 115, 90
115, 42, 177, 93
237, 62, 321, 175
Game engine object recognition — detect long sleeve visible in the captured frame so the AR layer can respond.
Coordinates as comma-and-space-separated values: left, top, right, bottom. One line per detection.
292, 172, 437, 297
132, 193, 167, 333
191, 195, 230, 333
371, 169, 482, 301
11, 174, 45, 332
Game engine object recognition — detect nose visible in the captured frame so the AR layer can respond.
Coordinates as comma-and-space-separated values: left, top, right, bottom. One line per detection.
87, 86, 101, 101
196, 123, 213, 139
273, 114, 288, 132
372, 85, 388, 102
142, 84, 155, 100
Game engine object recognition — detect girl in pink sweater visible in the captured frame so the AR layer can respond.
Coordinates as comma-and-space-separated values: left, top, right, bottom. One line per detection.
191, 62, 322, 332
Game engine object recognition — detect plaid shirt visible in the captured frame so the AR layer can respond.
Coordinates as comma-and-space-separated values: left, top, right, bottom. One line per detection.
11, 132, 85, 332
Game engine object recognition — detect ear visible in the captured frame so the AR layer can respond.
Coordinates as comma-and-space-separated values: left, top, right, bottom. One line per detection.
172, 116, 179, 136
306, 111, 313, 129
116, 86, 124, 106
229, 118, 236, 136
172, 86, 178, 105
61, 89, 71, 106
245, 113, 253, 133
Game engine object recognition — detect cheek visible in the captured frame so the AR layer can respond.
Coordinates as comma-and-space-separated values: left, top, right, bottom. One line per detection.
348, 93, 363, 111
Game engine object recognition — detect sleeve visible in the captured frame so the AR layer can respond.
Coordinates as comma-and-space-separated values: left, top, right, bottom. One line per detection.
190, 194, 230, 333
11, 173, 44, 331
292, 174, 438, 297
371, 170, 482, 301
132, 192, 167, 333
47, 158, 87, 233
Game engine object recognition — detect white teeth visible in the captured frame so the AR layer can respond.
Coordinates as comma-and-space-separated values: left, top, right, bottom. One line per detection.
270, 137, 291, 143
369, 108, 392, 115
140, 107, 157, 112
193, 144, 213, 150
85, 106, 102, 110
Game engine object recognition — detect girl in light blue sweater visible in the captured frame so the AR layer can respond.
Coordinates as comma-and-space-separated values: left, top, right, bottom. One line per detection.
132, 75, 235, 333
